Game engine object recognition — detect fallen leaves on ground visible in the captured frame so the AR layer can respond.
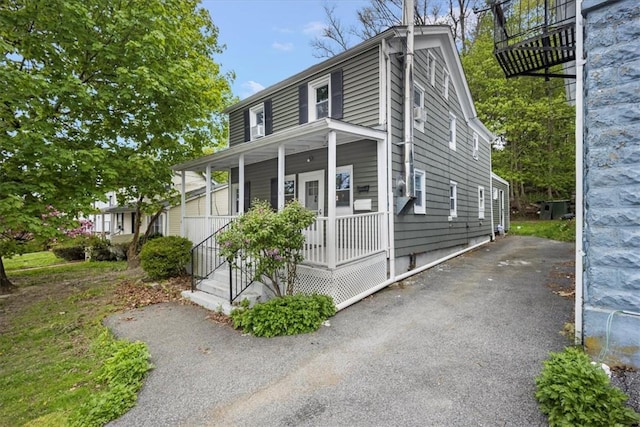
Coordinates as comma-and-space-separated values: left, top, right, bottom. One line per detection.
206, 311, 234, 326
113, 276, 190, 310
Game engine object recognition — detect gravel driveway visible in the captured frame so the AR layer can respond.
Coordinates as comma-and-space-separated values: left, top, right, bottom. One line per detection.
105, 235, 575, 426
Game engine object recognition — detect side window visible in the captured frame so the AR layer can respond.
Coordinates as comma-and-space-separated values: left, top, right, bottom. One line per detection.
413, 83, 426, 132
414, 169, 426, 214
250, 103, 265, 140
449, 181, 457, 219
449, 113, 457, 151
428, 51, 436, 87
309, 76, 330, 121
443, 69, 450, 100
472, 132, 479, 159
478, 186, 485, 219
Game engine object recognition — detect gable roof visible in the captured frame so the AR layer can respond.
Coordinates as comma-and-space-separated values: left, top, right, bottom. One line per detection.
225, 25, 492, 142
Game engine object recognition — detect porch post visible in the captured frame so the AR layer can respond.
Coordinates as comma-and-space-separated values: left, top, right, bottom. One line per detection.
180, 170, 186, 237
327, 130, 337, 269
205, 165, 212, 236
277, 144, 285, 211
238, 154, 245, 214
377, 138, 389, 255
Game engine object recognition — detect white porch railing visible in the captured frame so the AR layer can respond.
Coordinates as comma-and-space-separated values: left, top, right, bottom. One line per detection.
335, 212, 386, 265
183, 212, 386, 267
184, 215, 235, 245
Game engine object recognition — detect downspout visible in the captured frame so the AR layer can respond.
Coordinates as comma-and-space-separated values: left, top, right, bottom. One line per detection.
397, 0, 416, 214
383, 38, 396, 279
574, 0, 585, 345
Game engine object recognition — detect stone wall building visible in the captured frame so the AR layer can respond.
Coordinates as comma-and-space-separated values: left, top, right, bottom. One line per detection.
581, 0, 640, 367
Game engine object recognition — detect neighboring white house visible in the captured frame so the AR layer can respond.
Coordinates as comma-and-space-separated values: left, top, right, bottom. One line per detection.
101, 171, 228, 243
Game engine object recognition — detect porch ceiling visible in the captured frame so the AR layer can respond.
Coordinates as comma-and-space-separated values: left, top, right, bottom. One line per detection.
172, 118, 387, 172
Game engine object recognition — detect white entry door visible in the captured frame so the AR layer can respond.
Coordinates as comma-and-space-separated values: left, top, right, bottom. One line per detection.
298, 170, 325, 250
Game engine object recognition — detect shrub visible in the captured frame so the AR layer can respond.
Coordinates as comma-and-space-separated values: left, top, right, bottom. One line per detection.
110, 242, 130, 261
230, 293, 336, 337
535, 347, 640, 426
218, 200, 315, 297
69, 335, 152, 427
52, 245, 85, 261
139, 236, 192, 280
87, 239, 116, 261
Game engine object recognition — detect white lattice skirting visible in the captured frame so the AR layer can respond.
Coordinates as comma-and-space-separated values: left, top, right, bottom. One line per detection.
294, 252, 388, 306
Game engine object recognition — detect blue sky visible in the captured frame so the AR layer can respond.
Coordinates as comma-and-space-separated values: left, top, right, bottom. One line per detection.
201, 0, 370, 99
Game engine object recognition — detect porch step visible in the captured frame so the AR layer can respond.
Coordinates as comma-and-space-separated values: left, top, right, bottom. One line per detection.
185, 273, 262, 314
181, 290, 235, 315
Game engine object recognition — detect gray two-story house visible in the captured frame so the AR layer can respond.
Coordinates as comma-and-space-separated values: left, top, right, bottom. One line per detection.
174, 25, 506, 311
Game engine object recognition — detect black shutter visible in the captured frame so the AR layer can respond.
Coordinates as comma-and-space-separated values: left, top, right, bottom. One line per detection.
298, 84, 308, 124
243, 109, 250, 142
269, 178, 278, 210
264, 99, 273, 135
330, 69, 343, 119
244, 182, 251, 212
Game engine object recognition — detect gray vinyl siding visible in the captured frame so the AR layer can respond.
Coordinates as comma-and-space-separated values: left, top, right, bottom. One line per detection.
391, 47, 492, 258
228, 47, 380, 147
230, 139, 379, 213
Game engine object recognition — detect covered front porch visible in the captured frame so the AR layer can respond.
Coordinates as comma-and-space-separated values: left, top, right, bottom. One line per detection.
173, 118, 392, 308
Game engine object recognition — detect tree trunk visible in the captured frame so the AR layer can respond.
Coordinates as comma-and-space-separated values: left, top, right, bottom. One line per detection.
127, 197, 144, 269
0, 257, 16, 294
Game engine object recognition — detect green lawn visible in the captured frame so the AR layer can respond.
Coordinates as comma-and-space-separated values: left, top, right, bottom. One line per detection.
2, 250, 69, 271
510, 219, 576, 242
0, 261, 148, 426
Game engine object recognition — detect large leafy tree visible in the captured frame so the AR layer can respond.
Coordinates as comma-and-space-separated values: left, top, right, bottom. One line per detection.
0, 0, 233, 289
461, 13, 575, 213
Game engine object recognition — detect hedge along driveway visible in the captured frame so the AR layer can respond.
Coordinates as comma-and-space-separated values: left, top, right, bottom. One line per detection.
105, 236, 574, 426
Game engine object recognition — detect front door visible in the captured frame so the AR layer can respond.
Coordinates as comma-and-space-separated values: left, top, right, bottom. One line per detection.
298, 170, 325, 249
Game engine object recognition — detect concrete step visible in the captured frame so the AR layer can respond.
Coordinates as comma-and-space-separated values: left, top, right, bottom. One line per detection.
181, 290, 234, 315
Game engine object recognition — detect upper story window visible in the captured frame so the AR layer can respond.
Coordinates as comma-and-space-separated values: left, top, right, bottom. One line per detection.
299, 69, 343, 124
309, 75, 330, 121
250, 103, 265, 140
428, 52, 436, 87
443, 69, 450, 100
413, 83, 426, 132
449, 112, 457, 151
414, 169, 426, 214
472, 132, 479, 159
243, 99, 272, 142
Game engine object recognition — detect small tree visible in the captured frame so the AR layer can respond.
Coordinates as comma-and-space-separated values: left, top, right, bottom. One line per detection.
218, 200, 316, 297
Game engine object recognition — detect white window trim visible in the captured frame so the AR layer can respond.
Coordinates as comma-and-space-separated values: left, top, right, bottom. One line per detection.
413, 82, 426, 133
249, 103, 265, 141
449, 180, 458, 220
335, 165, 353, 216
308, 75, 330, 122
472, 132, 479, 159
231, 183, 239, 215
478, 186, 485, 219
414, 168, 426, 214
428, 52, 436, 87
449, 112, 457, 151
443, 69, 450, 100
284, 174, 296, 203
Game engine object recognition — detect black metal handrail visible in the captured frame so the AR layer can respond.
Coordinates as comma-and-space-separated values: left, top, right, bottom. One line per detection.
228, 251, 258, 303
190, 223, 231, 292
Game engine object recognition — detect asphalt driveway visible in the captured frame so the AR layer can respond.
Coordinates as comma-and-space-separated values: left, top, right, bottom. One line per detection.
105, 235, 574, 426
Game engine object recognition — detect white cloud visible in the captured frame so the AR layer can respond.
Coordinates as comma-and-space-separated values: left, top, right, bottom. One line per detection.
273, 26, 294, 34
272, 41, 294, 52
302, 21, 326, 36
241, 80, 266, 99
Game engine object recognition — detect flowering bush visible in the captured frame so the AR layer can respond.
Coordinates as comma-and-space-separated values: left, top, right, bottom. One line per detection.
218, 200, 315, 297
